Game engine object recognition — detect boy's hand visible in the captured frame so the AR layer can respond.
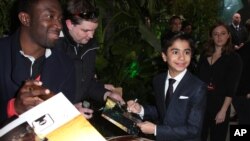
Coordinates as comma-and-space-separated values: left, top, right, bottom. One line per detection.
127, 100, 141, 113
137, 121, 156, 134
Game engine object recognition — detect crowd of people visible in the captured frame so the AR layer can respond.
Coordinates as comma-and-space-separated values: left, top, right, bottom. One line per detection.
0, 0, 249, 141
158, 12, 250, 141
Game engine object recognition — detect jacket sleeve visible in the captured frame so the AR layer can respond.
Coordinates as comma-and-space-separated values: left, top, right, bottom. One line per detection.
86, 77, 107, 103
58, 60, 76, 103
224, 53, 242, 97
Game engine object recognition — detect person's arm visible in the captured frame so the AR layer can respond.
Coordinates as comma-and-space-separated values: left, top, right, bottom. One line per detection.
215, 53, 242, 123
137, 121, 156, 134
127, 99, 159, 135
83, 76, 107, 102
103, 84, 124, 104
127, 100, 143, 114
85, 77, 125, 103
215, 97, 232, 124
7, 98, 18, 117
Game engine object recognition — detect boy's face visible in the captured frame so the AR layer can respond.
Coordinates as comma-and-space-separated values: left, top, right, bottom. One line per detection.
162, 39, 191, 77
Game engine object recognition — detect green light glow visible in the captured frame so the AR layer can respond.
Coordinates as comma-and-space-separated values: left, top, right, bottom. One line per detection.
128, 61, 139, 78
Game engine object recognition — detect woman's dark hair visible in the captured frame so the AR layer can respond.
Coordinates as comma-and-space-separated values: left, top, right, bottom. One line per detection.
202, 21, 234, 57
65, 0, 98, 24
161, 34, 194, 54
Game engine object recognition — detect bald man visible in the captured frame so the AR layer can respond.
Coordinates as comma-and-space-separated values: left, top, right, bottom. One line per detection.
229, 13, 248, 50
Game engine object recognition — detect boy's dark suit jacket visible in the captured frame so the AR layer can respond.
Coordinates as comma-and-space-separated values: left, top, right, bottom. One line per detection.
143, 70, 206, 141
0, 30, 76, 123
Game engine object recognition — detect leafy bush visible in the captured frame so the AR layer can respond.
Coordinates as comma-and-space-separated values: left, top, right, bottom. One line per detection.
0, 0, 15, 37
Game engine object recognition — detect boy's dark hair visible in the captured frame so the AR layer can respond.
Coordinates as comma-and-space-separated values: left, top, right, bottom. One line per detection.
161, 34, 194, 54
65, 0, 98, 24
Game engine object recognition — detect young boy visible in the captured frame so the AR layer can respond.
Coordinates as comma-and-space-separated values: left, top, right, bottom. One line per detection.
127, 34, 206, 141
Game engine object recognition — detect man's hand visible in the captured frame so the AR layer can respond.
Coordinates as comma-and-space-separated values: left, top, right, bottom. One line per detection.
74, 102, 93, 119
239, 43, 244, 48
104, 84, 125, 104
235, 43, 244, 50
105, 92, 125, 104
246, 93, 250, 99
14, 80, 51, 115
20, 132, 37, 141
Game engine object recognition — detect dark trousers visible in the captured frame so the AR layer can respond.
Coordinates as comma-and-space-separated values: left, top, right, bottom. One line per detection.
201, 110, 230, 141
233, 96, 250, 124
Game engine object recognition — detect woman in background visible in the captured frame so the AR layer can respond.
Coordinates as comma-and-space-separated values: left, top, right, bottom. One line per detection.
198, 21, 242, 141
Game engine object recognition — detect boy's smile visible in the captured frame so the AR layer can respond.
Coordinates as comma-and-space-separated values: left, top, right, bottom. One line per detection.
162, 39, 191, 77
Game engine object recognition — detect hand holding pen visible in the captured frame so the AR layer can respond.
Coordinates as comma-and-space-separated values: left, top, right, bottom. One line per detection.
126, 99, 142, 114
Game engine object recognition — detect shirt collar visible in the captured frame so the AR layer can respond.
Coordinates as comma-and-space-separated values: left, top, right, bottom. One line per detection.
232, 23, 239, 29
20, 48, 52, 60
44, 48, 52, 58
167, 69, 187, 82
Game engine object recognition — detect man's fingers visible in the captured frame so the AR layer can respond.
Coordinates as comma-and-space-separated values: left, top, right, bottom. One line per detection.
24, 80, 43, 86
80, 108, 94, 119
21, 84, 50, 97
83, 113, 93, 119
31, 88, 50, 96
104, 84, 115, 91
21, 96, 43, 107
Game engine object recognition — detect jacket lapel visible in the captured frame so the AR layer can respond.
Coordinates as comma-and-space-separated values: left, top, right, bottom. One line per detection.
11, 31, 30, 86
168, 71, 192, 107
40, 51, 67, 93
41, 53, 58, 90
155, 73, 168, 119
160, 74, 167, 109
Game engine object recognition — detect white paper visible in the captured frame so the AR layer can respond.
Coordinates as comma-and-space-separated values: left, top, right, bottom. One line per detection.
20, 93, 80, 136
0, 93, 80, 137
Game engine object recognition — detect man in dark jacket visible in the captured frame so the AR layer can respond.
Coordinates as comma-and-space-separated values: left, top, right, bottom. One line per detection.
229, 13, 248, 50
57, 0, 123, 119
0, 0, 75, 124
